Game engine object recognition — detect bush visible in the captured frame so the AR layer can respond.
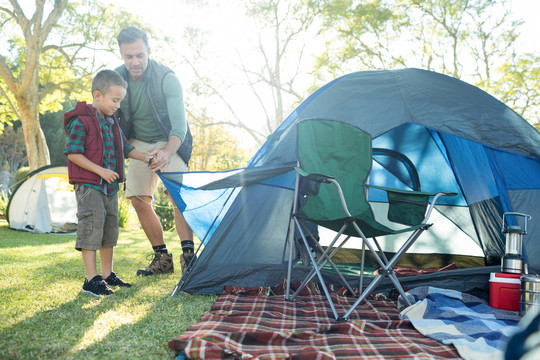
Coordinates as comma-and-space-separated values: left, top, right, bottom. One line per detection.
0, 192, 9, 219
13, 166, 30, 186
117, 189, 138, 229
153, 184, 175, 231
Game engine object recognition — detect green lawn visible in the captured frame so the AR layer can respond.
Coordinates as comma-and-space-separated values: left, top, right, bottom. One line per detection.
0, 220, 217, 359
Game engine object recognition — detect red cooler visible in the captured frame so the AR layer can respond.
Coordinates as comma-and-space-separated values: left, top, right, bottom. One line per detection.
489, 272, 521, 311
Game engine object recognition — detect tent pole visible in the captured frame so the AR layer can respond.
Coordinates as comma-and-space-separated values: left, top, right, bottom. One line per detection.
285, 169, 301, 300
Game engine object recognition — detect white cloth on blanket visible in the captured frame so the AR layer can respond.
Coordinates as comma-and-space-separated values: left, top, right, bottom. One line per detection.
398, 286, 521, 360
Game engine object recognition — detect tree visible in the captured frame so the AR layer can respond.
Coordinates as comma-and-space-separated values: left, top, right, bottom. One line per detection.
178, 0, 320, 148
0, 0, 143, 170
0, 123, 26, 175
189, 111, 249, 171
310, 0, 540, 125
240, 0, 319, 134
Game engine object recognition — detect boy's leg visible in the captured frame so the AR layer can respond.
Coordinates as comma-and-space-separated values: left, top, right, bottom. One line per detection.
82, 249, 98, 280
100, 246, 131, 287
81, 248, 113, 297
100, 193, 130, 287
100, 246, 114, 280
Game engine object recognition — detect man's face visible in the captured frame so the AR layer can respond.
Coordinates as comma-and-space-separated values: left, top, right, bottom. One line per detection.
119, 38, 150, 81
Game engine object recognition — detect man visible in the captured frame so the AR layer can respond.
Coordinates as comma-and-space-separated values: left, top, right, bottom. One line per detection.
115, 26, 196, 276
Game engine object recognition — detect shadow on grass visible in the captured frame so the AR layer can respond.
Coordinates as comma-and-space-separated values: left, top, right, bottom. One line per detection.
71, 292, 216, 360
0, 222, 214, 359
0, 225, 76, 248
0, 275, 216, 360
0, 292, 102, 359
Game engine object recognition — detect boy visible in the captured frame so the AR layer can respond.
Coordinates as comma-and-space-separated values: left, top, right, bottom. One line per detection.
64, 69, 148, 296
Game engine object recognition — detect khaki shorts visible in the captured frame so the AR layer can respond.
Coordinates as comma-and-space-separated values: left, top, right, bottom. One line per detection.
126, 139, 188, 198
74, 184, 119, 251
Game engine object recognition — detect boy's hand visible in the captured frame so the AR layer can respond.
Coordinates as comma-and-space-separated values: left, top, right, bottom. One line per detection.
100, 168, 120, 184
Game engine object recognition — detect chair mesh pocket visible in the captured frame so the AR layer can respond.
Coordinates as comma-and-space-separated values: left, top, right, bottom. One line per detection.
387, 191, 428, 226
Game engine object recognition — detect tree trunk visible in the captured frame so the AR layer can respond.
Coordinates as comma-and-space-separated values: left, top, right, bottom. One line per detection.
17, 90, 50, 171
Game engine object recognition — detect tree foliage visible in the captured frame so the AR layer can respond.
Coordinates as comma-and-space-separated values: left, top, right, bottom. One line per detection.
0, 0, 146, 170
310, 0, 539, 126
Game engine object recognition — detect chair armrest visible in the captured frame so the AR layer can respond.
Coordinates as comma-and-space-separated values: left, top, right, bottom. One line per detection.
295, 167, 334, 183
367, 185, 457, 226
367, 184, 456, 198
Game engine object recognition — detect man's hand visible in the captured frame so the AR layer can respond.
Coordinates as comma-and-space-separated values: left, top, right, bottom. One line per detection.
147, 136, 182, 172
147, 148, 173, 172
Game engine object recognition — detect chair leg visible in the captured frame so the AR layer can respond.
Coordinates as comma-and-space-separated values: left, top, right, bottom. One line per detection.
359, 240, 366, 294
293, 219, 340, 319
291, 220, 355, 299
295, 236, 356, 297
340, 223, 429, 320
285, 216, 297, 301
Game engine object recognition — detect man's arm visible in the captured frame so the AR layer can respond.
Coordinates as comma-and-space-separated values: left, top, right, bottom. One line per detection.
148, 72, 186, 171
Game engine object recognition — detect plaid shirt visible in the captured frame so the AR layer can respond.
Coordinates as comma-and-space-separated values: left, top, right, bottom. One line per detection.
65, 114, 134, 195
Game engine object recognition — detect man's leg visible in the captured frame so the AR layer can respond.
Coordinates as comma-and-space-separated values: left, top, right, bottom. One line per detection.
130, 195, 174, 276
167, 193, 196, 274
131, 195, 164, 246
126, 140, 175, 276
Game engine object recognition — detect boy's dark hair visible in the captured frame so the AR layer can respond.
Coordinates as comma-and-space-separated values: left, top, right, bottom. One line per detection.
117, 26, 149, 48
91, 70, 128, 95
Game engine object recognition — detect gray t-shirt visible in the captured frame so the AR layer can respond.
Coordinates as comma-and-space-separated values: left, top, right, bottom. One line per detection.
128, 72, 187, 142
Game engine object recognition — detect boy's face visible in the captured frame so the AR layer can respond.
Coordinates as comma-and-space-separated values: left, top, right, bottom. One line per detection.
119, 38, 150, 81
93, 85, 127, 118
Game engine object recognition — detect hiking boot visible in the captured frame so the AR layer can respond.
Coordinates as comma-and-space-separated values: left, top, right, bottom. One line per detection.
180, 251, 197, 274
136, 252, 174, 276
82, 275, 114, 297
104, 271, 132, 287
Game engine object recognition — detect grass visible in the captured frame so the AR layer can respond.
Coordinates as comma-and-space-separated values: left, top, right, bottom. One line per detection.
0, 220, 217, 359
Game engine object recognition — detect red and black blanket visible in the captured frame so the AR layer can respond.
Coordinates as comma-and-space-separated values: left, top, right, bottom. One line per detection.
169, 289, 461, 359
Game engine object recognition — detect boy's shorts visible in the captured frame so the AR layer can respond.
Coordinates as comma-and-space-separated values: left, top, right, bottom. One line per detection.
125, 139, 188, 198
74, 184, 119, 251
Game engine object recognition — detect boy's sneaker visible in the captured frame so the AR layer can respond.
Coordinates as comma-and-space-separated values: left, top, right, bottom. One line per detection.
136, 251, 174, 276
104, 272, 132, 287
180, 251, 197, 274
82, 275, 113, 297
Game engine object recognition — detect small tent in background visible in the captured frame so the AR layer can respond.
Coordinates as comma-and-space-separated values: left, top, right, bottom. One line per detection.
162, 68, 540, 295
7, 165, 77, 234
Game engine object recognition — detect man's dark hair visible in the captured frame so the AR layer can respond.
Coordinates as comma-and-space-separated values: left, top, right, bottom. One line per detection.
117, 26, 149, 48
92, 70, 128, 95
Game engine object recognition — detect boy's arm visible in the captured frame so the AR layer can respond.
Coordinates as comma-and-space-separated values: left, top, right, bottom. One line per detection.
67, 153, 119, 184
127, 148, 148, 163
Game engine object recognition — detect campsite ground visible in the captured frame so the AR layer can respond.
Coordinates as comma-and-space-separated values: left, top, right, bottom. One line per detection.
0, 220, 217, 359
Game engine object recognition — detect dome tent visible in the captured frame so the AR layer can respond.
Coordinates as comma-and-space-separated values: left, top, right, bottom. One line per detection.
162, 68, 540, 295
6, 165, 77, 234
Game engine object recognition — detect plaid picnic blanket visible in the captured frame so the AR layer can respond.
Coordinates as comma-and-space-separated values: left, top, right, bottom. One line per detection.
399, 287, 522, 360
169, 290, 461, 359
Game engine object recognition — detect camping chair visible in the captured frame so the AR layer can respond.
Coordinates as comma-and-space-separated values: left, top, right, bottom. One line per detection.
285, 118, 455, 320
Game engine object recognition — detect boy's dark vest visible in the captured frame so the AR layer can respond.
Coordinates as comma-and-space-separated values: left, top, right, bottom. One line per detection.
63, 102, 126, 185
115, 60, 193, 165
